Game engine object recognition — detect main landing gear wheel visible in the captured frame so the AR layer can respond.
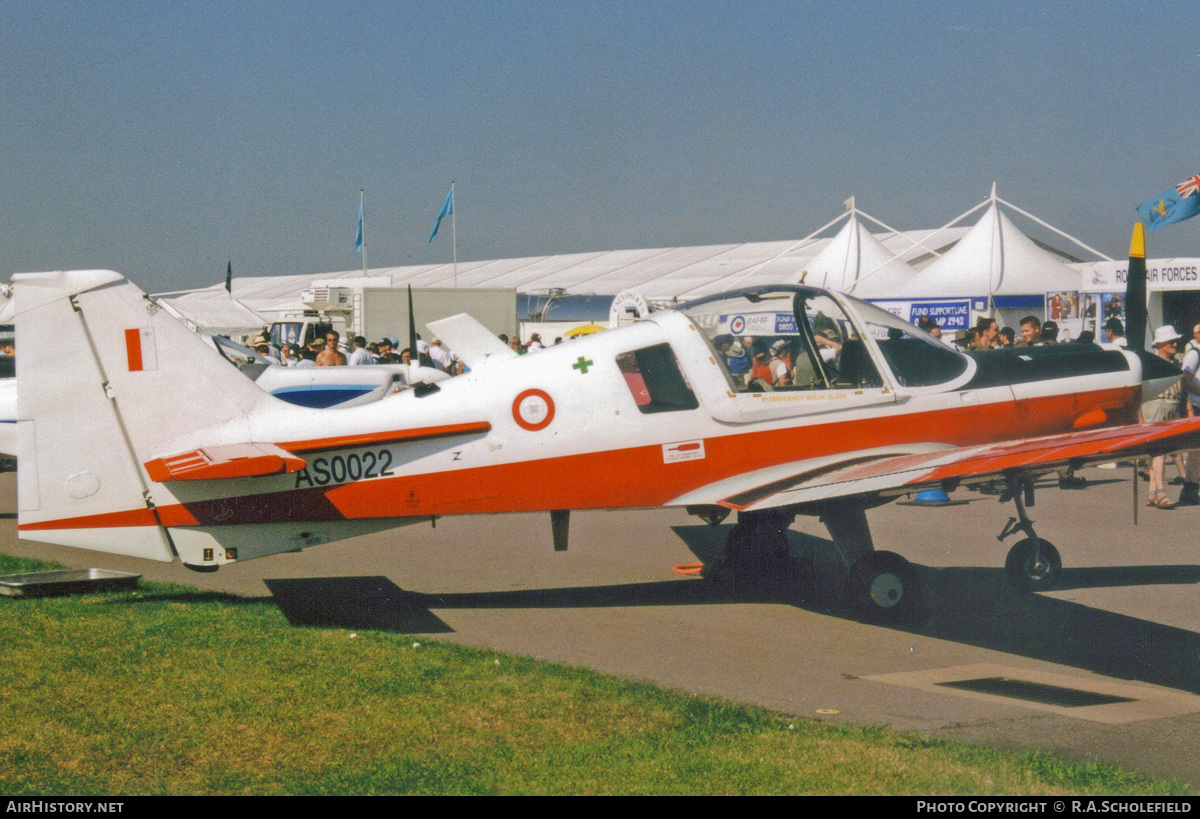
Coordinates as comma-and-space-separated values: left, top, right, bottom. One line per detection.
1004, 538, 1061, 592
846, 551, 920, 622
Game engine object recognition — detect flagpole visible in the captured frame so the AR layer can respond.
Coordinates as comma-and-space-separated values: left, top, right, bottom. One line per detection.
360, 189, 367, 276
451, 181, 457, 286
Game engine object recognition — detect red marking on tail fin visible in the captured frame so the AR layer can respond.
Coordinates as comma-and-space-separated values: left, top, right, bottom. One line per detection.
125, 328, 143, 372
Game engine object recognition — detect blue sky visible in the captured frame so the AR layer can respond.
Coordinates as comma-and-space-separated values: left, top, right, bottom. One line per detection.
1, 1, 1197, 291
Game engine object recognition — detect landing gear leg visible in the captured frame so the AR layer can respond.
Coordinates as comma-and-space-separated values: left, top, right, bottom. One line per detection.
998, 476, 1062, 592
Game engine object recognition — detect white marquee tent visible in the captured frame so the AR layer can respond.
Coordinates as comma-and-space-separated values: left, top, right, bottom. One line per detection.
150, 189, 1115, 335
800, 209, 919, 295
892, 202, 1084, 302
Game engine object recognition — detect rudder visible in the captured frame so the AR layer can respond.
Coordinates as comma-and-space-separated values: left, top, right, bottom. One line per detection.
15, 270, 270, 561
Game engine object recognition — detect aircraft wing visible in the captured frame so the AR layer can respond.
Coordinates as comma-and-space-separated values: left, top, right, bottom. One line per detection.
674, 417, 1200, 513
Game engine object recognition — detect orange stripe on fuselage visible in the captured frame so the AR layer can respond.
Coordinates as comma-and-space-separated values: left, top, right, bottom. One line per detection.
21, 386, 1138, 531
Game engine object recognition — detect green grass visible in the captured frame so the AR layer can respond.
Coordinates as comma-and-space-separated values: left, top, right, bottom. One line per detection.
0, 552, 1189, 796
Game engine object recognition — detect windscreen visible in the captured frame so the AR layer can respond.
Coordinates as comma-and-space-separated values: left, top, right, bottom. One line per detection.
844, 296, 970, 387
682, 290, 882, 391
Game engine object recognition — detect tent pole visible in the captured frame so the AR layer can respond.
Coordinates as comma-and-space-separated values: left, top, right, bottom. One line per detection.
675, 209, 853, 298
995, 196, 1114, 262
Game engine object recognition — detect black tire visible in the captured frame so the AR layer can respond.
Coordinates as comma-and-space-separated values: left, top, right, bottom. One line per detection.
847, 551, 920, 622
1005, 538, 1061, 592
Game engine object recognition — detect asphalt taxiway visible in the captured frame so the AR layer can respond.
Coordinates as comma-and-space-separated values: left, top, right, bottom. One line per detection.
4, 467, 1200, 786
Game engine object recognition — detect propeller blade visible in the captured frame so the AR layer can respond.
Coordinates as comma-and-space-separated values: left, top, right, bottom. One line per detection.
1126, 223, 1148, 351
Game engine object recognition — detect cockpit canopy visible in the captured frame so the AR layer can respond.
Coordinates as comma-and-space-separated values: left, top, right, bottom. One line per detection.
679, 286, 969, 392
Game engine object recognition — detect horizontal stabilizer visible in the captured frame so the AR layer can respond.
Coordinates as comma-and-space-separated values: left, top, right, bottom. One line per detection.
425, 313, 517, 370
277, 421, 492, 453
144, 443, 306, 482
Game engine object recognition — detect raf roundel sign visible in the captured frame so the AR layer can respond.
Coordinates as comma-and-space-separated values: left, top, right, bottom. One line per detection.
729, 315, 746, 334
512, 389, 556, 431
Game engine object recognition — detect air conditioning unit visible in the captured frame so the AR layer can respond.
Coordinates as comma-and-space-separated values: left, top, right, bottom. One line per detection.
302, 286, 352, 310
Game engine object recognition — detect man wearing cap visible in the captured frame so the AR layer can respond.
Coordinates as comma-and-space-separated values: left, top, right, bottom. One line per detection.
376, 339, 400, 363
1142, 326, 1186, 508
722, 338, 750, 381
711, 336, 747, 389
250, 334, 282, 365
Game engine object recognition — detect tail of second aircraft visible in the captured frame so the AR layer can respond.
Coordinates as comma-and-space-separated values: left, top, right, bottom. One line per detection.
14, 270, 272, 561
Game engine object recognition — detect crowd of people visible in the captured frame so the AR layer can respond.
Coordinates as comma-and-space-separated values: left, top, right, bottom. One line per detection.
917, 312, 1200, 508
712, 330, 848, 391
250, 330, 451, 372
915, 314, 1131, 351
251, 329, 571, 376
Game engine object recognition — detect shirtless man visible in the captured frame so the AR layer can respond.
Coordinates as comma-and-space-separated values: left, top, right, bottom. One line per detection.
316, 331, 347, 366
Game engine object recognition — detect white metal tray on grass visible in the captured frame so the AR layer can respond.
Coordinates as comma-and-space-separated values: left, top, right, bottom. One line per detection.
0, 569, 140, 598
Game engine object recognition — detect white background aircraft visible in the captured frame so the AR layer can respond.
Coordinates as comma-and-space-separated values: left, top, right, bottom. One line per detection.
13, 247, 1199, 621
205, 334, 449, 409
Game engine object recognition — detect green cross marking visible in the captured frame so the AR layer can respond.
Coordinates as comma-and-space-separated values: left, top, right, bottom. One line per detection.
572, 356, 594, 374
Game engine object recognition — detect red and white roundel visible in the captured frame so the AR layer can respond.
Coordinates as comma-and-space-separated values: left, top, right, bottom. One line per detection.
512, 389, 555, 431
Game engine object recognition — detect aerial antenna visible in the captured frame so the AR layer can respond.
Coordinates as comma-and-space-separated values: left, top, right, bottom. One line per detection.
407, 283, 418, 383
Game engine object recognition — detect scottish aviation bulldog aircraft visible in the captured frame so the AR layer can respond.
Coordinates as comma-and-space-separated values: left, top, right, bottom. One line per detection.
12, 230, 1199, 621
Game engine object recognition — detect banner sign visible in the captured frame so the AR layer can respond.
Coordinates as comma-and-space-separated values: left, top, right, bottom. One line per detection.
718, 312, 797, 336
1077, 259, 1200, 292
868, 299, 973, 331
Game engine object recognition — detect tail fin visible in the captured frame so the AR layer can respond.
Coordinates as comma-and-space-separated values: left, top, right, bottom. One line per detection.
15, 270, 270, 561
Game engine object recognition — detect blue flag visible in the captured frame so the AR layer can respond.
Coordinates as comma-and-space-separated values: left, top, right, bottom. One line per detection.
355, 199, 364, 252
1137, 175, 1200, 234
428, 188, 453, 243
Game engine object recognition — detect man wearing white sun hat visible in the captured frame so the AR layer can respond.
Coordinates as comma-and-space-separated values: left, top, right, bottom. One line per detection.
1142, 326, 1186, 509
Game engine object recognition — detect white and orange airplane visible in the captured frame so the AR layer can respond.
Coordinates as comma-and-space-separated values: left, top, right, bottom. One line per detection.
12, 228, 1199, 621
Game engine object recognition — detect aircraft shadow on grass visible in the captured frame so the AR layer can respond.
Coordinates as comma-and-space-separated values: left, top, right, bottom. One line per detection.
259, 521, 1200, 695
